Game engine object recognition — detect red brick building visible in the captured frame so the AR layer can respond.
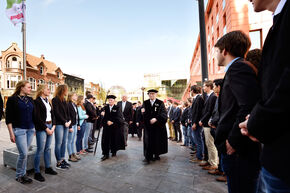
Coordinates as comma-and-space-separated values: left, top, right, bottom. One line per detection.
182, 0, 272, 100
0, 43, 65, 103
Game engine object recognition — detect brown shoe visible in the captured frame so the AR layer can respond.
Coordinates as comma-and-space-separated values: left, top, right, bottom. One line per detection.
199, 161, 209, 167
68, 155, 78, 162
73, 153, 81, 160
216, 175, 227, 182
189, 158, 202, 163
202, 165, 218, 170
208, 169, 223, 176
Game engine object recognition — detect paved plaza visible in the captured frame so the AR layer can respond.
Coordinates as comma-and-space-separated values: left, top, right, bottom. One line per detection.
0, 121, 227, 193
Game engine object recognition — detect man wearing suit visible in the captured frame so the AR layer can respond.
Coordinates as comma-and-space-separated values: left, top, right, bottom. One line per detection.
84, 94, 97, 152
166, 100, 175, 140
171, 102, 182, 142
135, 101, 143, 141
190, 85, 204, 163
0, 92, 3, 122
199, 81, 218, 170
117, 95, 133, 146
214, 30, 261, 193
239, 0, 290, 191
101, 95, 125, 161
141, 89, 168, 164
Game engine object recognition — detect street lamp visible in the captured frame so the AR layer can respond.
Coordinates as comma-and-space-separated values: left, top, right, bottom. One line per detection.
197, 0, 209, 83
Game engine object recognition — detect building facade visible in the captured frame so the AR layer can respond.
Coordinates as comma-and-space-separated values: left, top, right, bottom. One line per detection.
0, 43, 65, 103
64, 73, 84, 95
182, 0, 272, 100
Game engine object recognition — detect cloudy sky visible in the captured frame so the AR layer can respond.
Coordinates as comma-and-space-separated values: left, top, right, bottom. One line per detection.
0, 0, 201, 90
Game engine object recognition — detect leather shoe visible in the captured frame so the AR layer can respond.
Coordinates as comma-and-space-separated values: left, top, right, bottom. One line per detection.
202, 165, 218, 170
101, 155, 109, 161
199, 162, 209, 167
208, 169, 223, 176
216, 175, 227, 182
142, 158, 150, 164
112, 152, 116, 157
153, 156, 160, 161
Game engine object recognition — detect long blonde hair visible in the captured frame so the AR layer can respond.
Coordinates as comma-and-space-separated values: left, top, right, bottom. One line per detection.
67, 92, 77, 103
77, 95, 85, 110
35, 84, 47, 99
12, 80, 30, 96
54, 84, 68, 101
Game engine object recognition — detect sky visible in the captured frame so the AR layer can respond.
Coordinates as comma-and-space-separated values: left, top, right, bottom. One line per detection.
0, 0, 201, 91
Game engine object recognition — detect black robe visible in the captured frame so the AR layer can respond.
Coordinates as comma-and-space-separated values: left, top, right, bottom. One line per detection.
101, 105, 125, 155
129, 108, 137, 135
143, 99, 168, 159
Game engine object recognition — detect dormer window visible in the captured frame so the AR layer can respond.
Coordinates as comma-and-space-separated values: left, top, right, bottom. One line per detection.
57, 72, 60, 78
40, 66, 44, 75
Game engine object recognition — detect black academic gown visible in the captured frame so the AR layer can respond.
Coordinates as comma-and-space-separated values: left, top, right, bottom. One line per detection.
101, 105, 125, 155
129, 108, 137, 135
143, 99, 168, 159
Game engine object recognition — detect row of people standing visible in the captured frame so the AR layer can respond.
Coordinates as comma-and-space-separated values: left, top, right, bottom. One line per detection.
6, 82, 100, 184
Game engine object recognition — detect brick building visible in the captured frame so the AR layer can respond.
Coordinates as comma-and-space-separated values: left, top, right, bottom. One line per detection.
0, 43, 65, 103
182, 0, 272, 100
64, 73, 84, 95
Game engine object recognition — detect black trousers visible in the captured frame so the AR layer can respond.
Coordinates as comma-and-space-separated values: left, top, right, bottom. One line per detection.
173, 123, 182, 141
137, 125, 143, 139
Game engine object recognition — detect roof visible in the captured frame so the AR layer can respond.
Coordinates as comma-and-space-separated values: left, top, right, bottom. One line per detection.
26, 54, 60, 75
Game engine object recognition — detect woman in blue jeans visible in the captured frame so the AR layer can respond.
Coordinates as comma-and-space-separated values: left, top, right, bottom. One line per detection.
6, 81, 35, 184
67, 92, 81, 162
52, 84, 71, 170
76, 95, 88, 155
33, 84, 58, 182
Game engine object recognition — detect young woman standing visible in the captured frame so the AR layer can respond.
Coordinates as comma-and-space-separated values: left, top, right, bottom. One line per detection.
76, 95, 88, 155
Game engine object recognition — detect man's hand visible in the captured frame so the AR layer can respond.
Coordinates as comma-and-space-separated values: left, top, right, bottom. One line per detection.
136, 122, 139, 127
101, 111, 105, 116
226, 140, 236, 155
107, 121, 113, 126
239, 119, 260, 142
171, 120, 174, 123
199, 121, 203, 126
141, 108, 145, 113
129, 121, 133, 125
77, 126, 81, 131
150, 118, 157, 124
192, 123, 196, 130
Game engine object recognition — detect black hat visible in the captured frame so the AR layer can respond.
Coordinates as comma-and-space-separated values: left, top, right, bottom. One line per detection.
147, 89, 158, 93
132, 102, 137, 105
107, 95, 117, 99
87, 94, 93, 99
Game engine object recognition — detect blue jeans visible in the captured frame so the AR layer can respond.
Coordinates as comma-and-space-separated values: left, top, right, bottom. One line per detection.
76, 121, 86, 152
262, 167, 290, 193
193, 125, 204, 160
221, 153, 260, 193
67, 124, 77, 155
13, 128, 35, 178
83, 122, 93, 150
182, 125, 189, 146
34, 124, 53, 173
188, 125, 195, 149
54, 125, 68, 162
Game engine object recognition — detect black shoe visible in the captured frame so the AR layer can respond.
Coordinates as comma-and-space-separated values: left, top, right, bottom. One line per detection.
154, 156, 160, 161
62, 160, 71, 167
34, 173, 45, 182
111, 152, 116, 157
101, 155, 109, 161
142, 158, 150, 164
45, 167, 58, 175
172, 139, 177, 141
56, 162, 69, 170
16, 175, 33, 184
85, 149, 93, 153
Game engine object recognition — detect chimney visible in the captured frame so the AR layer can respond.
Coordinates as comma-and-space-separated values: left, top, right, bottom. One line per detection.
41, 54, 45, 60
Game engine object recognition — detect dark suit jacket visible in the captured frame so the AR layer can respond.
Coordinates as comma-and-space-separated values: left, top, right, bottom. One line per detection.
68, 102, 80, 128
191, 95, 204, 125
0, 92, 3, 120
136, 106, 143, 124
215, 58, 260, 156
200, 92, 217, 127
247, 1, 290, 184
209, 98, 219, 128
117, 101, 133, 123
84, 100, 97, 123
181, 107, 189, 126
171, 107, 181, 123
52, 97, 70, 126
34, 97, 56, 131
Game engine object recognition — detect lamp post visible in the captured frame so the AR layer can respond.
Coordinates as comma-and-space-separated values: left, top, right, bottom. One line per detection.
197, 0, 208, 83
141, 87, 145, 103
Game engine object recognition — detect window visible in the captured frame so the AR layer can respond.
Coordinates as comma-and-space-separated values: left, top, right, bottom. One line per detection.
223, 0, 226, 10
12, 57, 17, 61
217, 27, 220, 38
223, 26, 227, 35
28, 77, 36, 91
223, 13, 226, 27
249, 30, 262, 49
57, 72, 60, 78
38, 79, 45, 85
40, 66, 44, 75
48, 81, 54, 92
6, 75, 22, 89
216, 13, 219, 24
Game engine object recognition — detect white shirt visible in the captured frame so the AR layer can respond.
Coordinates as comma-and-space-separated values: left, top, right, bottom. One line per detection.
109, 105, 113, 112
273, 0, 287, 17
122, 101, 126, 112
207, 91, 214, 97
41, 97, 52, 122
150, 99, 156, 106
193, 94, 201, 99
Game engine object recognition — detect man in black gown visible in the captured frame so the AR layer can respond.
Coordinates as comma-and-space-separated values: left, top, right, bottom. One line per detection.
141, 89, 168, 164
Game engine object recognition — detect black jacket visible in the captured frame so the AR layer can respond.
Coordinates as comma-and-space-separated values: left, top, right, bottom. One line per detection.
0, 92, 3, 120
209, 98, 219, 128
52, 97, 70, 126
68, 101, 80, 128
5, 95, 36, 128
200, 92, 217, 127
117, 101, 133, 123
84, 100, 97, 123
34, 97, 56, 131
171, 107, 181, 123
247, 1, 290, 185
181, 107, 189, 126
191, 95, 204, 125
215, 58, 260, 156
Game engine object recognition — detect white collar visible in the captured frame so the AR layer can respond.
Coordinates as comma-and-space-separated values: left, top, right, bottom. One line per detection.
273, 0, 287, 17
207, 91, 214, 96
193, 94, 201, 99
224, 57, 240, 73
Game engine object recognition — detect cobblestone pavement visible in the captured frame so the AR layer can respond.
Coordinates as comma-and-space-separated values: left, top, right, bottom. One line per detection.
0, 121, 227, 193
